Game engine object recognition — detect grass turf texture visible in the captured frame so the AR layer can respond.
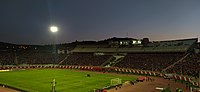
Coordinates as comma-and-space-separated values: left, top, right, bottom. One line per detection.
0, 69, 136, 92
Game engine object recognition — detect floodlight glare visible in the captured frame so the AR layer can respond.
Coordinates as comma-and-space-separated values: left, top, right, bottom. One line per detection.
50, 26, 58, 33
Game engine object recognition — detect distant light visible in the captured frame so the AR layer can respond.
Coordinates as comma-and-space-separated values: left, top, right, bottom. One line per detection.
120, 41, 123, 45
50, 26, 58, 33
138, 40, 142, 44
132, 40, 136, 44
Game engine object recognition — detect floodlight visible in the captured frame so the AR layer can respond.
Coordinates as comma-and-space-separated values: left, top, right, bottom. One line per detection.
50, 26, 58, 33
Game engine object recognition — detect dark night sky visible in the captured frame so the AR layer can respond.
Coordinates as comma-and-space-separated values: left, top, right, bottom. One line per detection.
0, 0, 200, 45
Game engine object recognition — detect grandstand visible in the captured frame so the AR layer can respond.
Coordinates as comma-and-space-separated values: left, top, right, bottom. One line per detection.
0, 37, 199, 74
0, 37, 200, 91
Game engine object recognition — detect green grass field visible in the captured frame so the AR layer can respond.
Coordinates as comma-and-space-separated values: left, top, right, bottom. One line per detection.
0, 69, 136, 92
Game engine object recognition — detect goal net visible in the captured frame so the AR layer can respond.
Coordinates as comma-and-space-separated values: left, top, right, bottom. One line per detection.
110, 78, 122, 86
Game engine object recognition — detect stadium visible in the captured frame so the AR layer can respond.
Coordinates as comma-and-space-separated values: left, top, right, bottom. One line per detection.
0, 37, 200, 92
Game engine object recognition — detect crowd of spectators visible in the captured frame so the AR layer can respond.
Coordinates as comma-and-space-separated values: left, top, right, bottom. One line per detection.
0, 51, 15, 66
114, 53, 185, 72
0, 49, 67, 65
166, 53, 200, 77
17, 50, 66, 64
62, 53, 111, 66
1, 48, 200, 78
0, 50, 111, 66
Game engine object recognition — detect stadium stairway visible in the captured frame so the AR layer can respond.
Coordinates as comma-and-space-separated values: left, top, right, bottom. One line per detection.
102, 55, 125, 67
161, 53, 190, 72
58, 54, 70, 65
100, 56, 115, 67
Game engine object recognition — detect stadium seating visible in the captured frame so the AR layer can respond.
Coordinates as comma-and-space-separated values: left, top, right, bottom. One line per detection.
61, 53, 111, 66
17, 50, 66, 64
0, 51, 15, 65
114, 53, 185, 72
0, 37, 199, 79
166, 53, 200, 77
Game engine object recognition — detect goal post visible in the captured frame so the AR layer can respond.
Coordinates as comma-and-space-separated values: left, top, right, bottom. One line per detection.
110, 78, 122, 86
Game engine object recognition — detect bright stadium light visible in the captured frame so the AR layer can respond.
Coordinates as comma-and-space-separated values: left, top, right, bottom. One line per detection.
49, 25, 58, 65
50, 26, 58, 33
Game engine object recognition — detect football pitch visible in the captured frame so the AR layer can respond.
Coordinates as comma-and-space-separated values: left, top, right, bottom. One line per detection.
0, 69, 136, 92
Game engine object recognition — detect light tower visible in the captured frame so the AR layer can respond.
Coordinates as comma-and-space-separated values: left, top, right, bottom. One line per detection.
50, 25, 58, 64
